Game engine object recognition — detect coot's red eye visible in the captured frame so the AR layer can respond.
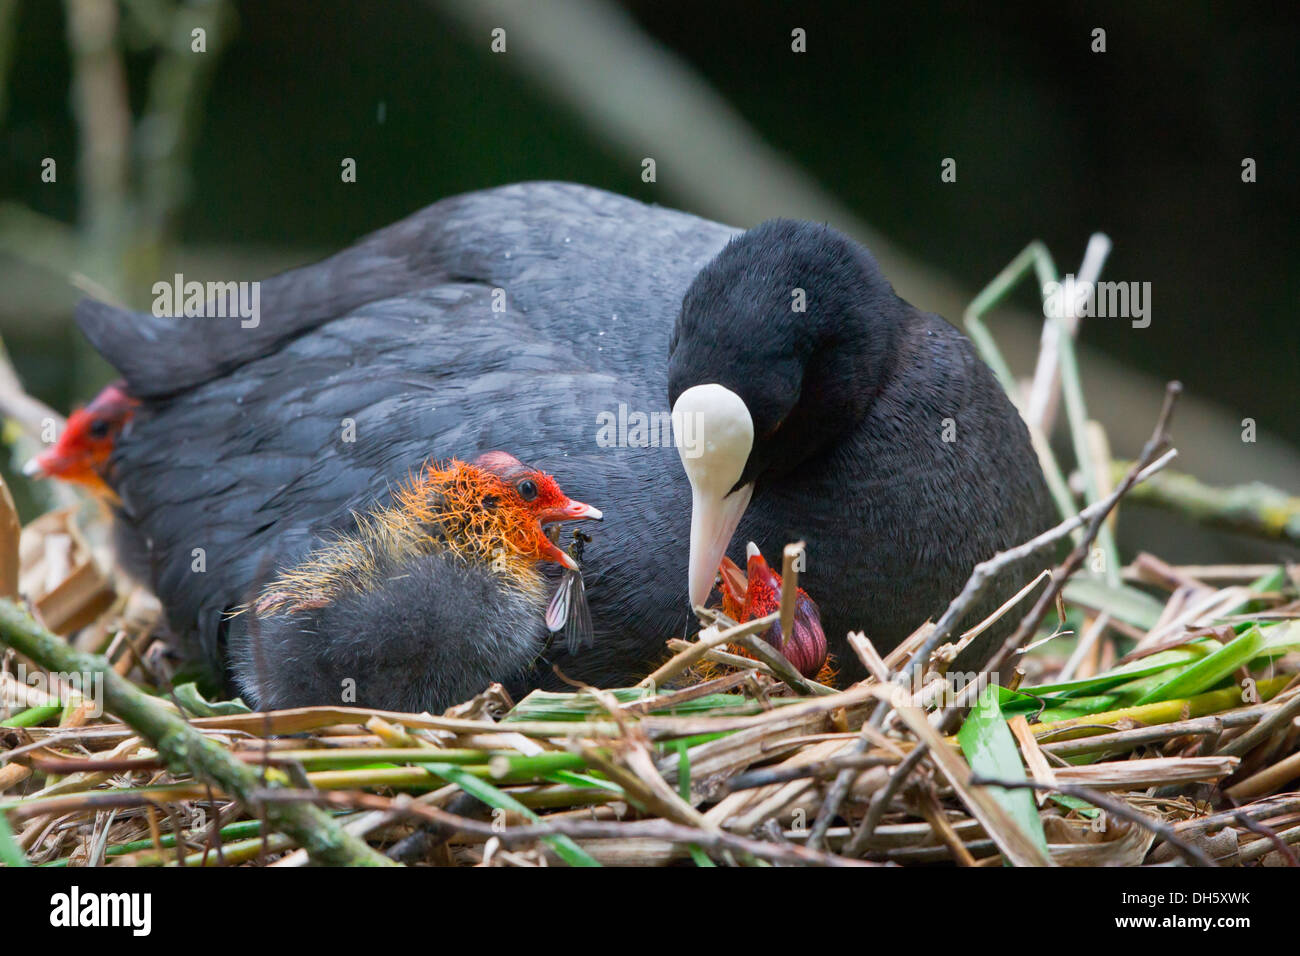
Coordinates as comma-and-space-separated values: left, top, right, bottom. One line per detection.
516, 478, 538, 501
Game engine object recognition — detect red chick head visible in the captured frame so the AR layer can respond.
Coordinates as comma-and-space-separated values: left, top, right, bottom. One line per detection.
469, 451, 602, 569
23, 382, 138, 499
718, 541, 829, 680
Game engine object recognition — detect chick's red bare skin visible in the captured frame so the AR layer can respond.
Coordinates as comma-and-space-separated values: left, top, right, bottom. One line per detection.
23, 381, 137, 498
718, 543, 831, 681
470, 451, 602, 569
231, 451, 601, 713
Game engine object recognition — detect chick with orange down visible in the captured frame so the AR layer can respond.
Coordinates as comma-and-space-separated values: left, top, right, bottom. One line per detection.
715, 542, 835, 685
23, 382, 138, 500
229, 451, 601, 713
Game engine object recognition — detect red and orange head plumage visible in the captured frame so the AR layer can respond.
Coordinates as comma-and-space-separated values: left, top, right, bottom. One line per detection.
252, 452, 599, 617
24, 381, 137, 500
717, 543, 832, 683
403, 451, 599, 570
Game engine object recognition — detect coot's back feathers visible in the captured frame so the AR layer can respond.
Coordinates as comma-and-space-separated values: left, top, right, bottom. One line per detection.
79, 183, 735, 397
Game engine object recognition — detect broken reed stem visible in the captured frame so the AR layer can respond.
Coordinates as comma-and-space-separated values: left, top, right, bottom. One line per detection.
969, 775, 1215, 867
1041, 712, 1260, 759
1225, 748, 1300, 802
665, 638, 781, 681
778, 541, 804, 656
1217, 687, 1300, 758
847, 630, 891, 684
640, 611, 779, 690
725, 752, 898, 792
0, 600, 396, 867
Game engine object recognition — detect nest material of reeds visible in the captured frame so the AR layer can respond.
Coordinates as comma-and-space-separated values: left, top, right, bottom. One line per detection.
3, 239, 1300, 868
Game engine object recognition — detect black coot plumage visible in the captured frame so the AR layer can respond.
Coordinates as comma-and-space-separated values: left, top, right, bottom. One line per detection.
76, 182, 1053, 702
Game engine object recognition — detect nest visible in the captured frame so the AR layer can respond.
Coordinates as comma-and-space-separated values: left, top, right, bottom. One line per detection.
3, 240, 1299, 867
1, 496, 1298, 867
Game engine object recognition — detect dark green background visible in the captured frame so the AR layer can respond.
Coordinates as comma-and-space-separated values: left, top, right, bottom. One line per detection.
2, 1, 1297, 438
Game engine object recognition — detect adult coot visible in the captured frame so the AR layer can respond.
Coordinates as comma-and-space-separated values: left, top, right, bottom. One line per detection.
74, 182, 1053, 699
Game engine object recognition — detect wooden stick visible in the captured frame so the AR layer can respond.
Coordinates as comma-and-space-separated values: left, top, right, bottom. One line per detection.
778, 540, 804, 655
936, 383, 1184, 731
639, 612, 778, 690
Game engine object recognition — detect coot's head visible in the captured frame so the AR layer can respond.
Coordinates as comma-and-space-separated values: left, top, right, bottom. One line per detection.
23, 381, 137, 498
668, 220, 907, 607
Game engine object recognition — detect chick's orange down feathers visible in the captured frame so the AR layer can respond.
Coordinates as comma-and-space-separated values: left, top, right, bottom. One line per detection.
252, 453, 596, 616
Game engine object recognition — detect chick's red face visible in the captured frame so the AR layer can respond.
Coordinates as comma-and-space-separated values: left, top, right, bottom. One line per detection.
472, 452, 602, 569
25, 383, 137, 495
514, 471, 602, 525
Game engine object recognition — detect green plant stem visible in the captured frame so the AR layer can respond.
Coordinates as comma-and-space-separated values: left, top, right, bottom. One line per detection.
1031, 675, 1291, 744
963, 239, 1122, 585
962, 242, 1077, 530
1112, 462, 1300, 545
0, 600, 397, 866
1, 704, 62, 727
426, 763, 602, 867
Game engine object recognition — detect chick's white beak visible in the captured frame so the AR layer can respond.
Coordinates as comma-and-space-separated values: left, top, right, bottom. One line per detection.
672, 384, 755, 608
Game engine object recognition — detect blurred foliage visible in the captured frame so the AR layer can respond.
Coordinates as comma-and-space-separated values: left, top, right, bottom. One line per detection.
0, 1, 1297, 436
